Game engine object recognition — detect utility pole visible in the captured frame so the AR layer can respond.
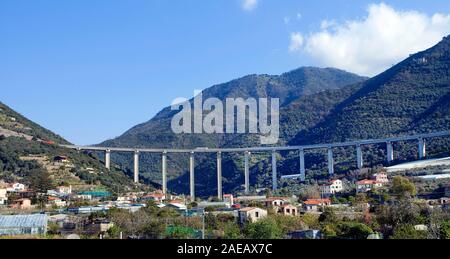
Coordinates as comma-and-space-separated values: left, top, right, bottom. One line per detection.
202, 210, 205, 240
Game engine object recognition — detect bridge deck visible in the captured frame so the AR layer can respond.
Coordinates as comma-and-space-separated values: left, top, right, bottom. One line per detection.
61, 130, 450, 153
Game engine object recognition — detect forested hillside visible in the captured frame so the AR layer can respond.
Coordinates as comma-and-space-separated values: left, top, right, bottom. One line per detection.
0, 102, 139, 194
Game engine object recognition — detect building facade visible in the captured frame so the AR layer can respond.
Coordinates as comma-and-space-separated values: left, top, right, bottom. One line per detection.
239, 207, 268, 223
356, 180, 383, 192
321, 179, 344, 195
372, 173, 389, 183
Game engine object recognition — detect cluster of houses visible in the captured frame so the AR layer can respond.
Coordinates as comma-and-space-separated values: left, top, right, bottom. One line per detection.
0, 182, 33, 209
0, 180, 111, 211
318, 172, 389, 196
0, 172, 391, 217
1, 169, 450, 238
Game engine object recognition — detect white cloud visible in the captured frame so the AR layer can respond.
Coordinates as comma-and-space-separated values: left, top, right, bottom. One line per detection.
284, 17, 291, 25
320, 20, 336, 30
242, 0, 258, 11
291, 3, 450, 76
289, 32, 304, 52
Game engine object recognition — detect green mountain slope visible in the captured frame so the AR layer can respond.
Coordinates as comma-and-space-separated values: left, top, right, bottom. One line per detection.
290, 35, 450, 144
0, 102, 139, 194
0, 102, 68, 144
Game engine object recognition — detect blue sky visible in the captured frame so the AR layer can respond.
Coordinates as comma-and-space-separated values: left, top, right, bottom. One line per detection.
1, 0, 450, 145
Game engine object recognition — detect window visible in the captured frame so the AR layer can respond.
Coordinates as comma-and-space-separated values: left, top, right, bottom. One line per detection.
255, 212, 259, 218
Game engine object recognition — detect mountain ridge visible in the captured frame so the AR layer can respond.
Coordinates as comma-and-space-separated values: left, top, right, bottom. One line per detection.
101, 66, 367, 148
289, 35, 450, 145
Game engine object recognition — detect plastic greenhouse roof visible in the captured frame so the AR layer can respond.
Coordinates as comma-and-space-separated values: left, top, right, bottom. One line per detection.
0, 214, 47, 228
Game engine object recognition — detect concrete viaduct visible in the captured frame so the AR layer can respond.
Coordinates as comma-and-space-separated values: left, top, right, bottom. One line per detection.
62, 130, 450, 201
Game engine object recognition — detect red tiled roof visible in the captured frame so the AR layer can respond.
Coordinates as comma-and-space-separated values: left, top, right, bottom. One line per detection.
356, 179, 378, 185
303, 199, 331, 205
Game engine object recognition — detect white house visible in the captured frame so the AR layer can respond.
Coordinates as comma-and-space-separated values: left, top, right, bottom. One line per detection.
56, 186, 72, 195
0, 188, 7, 205
356, 180, 383, 192
142, 192, 166, 203
302, 199, 331, 212
166, 202, 187, 211
48, 197, 67, 207
239, 207, 268, 223
264, 197, 290, 207
278, 204, 298, 216
372, 172, 389, 183
7, 183, 26, 192
74, 194, 93, 201
321, 179, 344, 195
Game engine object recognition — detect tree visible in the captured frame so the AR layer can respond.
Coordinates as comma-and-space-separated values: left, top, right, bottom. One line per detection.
331, 196, 339, 204
353, 193, 369, 212
337, 222, 373, 239
28, 168, 53, 193
319, 207, 338, 224
321, 224, 337, 239
244, 218, 283, 239
205, 214, 219, 230
389, 224, 427, 239
216, 213, 236, 224
299, 185, 321, 200
392, 176, 416, 197
440, 221, 450, 239
143, 200, 159, 216
165, 226, 197, 239
377, 198, 420, 228
107, 225, 123, 239
188, 202, 198, 209
47, 222, 60, 235
140, 220, 166, 239
157, 207, 180, 218
107, 209, 145, 237
301, 213, 320, 229
223, 222, 242, 239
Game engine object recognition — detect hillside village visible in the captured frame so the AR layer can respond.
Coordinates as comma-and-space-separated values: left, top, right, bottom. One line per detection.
1, 153, 449, 239
1, 79, 449, 239
0, 110, 449, 239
